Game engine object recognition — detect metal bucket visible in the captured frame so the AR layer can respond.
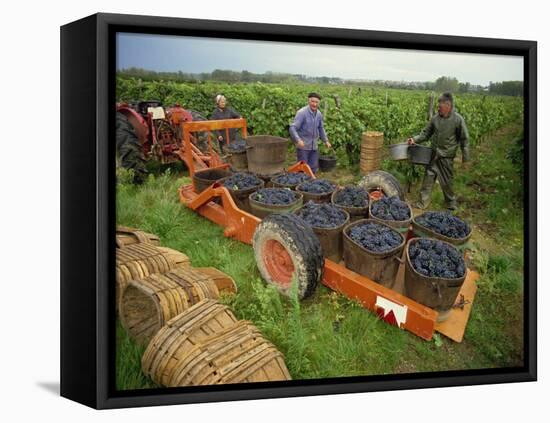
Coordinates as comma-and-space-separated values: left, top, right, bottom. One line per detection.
408, 145, 433, 165
342, 219, 405, 288
245, 135, 288, 175
331, 188, 369, 222
319, 155, 337, 172
296, 207, 350, 262
249, 192, 303, 219
193, 168, 233, 193
388, 143, 409, 161
403, 238, 467, 322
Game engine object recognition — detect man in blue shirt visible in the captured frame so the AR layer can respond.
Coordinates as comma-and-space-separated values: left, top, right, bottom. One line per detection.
289, 92, 331, 173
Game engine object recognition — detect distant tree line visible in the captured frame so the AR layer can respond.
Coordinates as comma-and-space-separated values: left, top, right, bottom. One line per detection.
117, 67, 344, 85
488, 80, 523, 96
117, 68, 523, 96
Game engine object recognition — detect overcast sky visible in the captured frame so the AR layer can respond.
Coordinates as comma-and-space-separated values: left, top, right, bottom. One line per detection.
117, 33, 523, 86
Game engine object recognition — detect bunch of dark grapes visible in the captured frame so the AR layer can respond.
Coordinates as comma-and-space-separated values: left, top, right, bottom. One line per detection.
333, 186, 369, 208
223, 173, 262, 190
347, 222, 402, 253
371, 196, 411, 221
296, 201, 348, 228
415, 211, 470, 239
251, 188, 298, 205
297, 179, 336, 194
272, 172, 312, 187
409, 238, 466, 278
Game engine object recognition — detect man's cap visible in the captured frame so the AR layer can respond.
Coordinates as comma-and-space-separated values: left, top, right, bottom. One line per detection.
438, 92, 454, 104
308, 92, 321, 100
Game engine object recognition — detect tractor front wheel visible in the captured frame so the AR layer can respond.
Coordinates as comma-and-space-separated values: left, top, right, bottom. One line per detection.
253, 213, 323, 300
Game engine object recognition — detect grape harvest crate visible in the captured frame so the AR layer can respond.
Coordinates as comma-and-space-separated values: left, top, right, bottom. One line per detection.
177, 119, 478, 342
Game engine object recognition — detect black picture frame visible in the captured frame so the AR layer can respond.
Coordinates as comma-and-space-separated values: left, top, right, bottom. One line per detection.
60, 12, 537, 409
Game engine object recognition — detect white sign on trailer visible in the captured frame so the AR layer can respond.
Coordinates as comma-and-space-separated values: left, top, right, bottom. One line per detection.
375, 296, 408, 328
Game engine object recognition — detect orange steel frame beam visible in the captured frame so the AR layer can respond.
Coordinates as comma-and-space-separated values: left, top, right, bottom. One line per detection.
178, 158, 437, 340
180, 118, 248, 179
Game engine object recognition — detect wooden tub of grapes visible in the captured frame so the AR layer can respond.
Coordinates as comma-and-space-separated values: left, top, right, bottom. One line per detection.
342, 219, 406, 288
331, 186, 370, 222
295, 202, 350, 262
404, 238, 467, 322
369, 196, 413, 234
296, 179, 337, 203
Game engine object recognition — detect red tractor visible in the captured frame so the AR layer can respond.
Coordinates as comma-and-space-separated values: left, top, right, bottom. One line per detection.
116, 100, 246, 183
116, 101, 197, 162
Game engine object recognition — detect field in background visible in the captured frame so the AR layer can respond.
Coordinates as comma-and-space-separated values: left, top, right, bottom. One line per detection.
116, 77, 523, 166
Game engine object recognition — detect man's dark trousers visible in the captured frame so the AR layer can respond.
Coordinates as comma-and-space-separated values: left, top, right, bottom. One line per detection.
297, 149, 319, 173
419, 156, 457, 209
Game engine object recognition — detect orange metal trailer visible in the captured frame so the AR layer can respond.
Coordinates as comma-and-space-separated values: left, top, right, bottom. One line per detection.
177, 119, 478, 342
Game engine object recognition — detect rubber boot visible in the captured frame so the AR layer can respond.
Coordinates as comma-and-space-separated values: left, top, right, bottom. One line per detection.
416, 169, 436, 209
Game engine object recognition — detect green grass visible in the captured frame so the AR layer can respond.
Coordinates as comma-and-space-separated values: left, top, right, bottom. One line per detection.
116, 320, 158, 390
115, 125, 525, 390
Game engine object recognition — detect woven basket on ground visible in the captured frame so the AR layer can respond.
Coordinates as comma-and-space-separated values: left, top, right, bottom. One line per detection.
142, 300, 291, 387
116, 226, 160, 247
115, 243, 191, 309
119, 267, 237, 345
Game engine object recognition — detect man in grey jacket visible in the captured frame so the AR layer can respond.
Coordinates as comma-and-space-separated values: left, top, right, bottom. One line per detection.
289, 92, 331, 173
407, 92, 470, 210
211, 94, 242, 150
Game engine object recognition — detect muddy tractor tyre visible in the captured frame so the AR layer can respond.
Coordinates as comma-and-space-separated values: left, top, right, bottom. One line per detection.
358, 170, 405, 200
253, 213, 324, 300
116, 112, 148, 183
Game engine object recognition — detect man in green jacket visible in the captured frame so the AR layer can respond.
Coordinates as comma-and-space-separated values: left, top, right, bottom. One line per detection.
407, 92, 469, 211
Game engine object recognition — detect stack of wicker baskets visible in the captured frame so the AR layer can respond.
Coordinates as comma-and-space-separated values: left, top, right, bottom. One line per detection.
116, 226, 160, 247
115, 242, 192, 310
115, 225, 291, 386
360, 131, 384, 174
119, 266, 237, 346
142, 299, 292, 386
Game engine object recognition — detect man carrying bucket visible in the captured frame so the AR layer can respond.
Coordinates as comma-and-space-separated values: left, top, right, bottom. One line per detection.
407, 92, 470, 211
289, 92, 332, 173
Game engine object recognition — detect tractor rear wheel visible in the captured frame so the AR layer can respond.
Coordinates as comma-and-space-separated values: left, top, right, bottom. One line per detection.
358, 170, 405, 200
253, 213, 323, 300
116, 112, 148, 184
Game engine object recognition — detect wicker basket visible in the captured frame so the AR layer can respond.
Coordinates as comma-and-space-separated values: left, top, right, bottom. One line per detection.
142, 300, 291, 386
360, 131, 384, 174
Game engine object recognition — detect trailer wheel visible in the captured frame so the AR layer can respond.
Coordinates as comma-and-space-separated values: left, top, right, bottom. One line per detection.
253, 213, 323, 300
358, 170, 405, 200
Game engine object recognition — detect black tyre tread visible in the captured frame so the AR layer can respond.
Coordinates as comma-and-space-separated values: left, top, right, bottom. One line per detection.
116, 112, 147, 183
359, 170, 405, 200
274, 214, 323, 299
266, 213, 322, 298
253, 213, 324, 299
